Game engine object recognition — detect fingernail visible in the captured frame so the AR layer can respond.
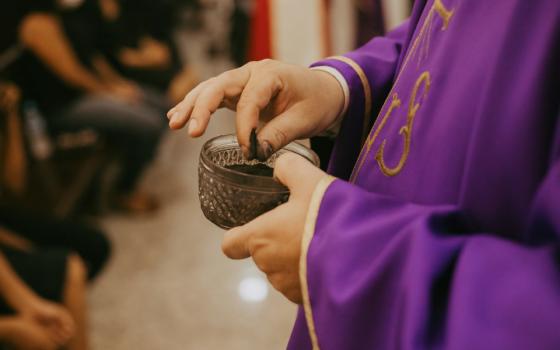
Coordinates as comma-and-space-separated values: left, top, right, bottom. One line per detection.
169, 111, 180, 123
248, 128, 258, 160
256, 140, 273, 161
166, 108, 176, 119
188, 119, 198, 134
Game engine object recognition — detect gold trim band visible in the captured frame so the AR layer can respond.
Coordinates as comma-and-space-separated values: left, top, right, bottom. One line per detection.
300, 175, 337, 350
329, 56, 373, 144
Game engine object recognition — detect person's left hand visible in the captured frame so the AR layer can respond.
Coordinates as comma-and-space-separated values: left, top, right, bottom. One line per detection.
20, 297, 75, 342
222, 153, 329, 303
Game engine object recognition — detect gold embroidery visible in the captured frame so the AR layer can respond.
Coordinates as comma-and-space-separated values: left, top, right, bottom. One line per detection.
349, 0, 455, 182
434, 0, 454, 29
352, 93, 401, 181
375, 71, 431, 176
329, 56, 373, 145
300, 175, 337, 350
415, 0, 455, 66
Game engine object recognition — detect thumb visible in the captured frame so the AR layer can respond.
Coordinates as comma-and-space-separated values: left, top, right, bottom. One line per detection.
222, 225, 253, 260
273, 153, 325, 194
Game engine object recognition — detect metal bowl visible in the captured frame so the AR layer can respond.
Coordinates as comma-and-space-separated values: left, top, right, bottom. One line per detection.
198, 134, 320, 229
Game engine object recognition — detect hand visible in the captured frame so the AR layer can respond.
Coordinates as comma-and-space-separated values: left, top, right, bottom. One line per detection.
2, 316, 70, 350
119, 37, 171, 69
19, 297, 75, 343
221, 153, 328, 303
107, 80, 141, 103
0, 82, 21, 113
167, 59, 344, 160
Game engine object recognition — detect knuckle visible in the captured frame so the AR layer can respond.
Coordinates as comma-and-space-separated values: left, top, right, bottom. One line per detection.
196, 79, 215, 93
260, 58, 274, 66
236, 98, 257, 112
205, 77, 218, 85
245, 61, 258, 69
250, 59, 277, 72
202, 79, 220, 93
247, 236, 264, 257
218, 70, 235, 82
270, 126, 288, 148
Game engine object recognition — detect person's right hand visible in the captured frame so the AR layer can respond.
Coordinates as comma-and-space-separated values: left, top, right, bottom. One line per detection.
167, 59, 344, 160
19, 297, 75, 344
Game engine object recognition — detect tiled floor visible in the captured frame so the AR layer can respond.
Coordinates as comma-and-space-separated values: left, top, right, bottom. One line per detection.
88, 27, 297, 350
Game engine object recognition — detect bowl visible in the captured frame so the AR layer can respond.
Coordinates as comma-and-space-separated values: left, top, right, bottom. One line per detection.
198, 134, 320, 229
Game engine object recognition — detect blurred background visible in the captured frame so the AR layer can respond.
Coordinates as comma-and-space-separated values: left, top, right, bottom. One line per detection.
0, 0, 410, 349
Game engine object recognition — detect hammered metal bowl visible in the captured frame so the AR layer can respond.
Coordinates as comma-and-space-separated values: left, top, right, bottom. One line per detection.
198, 134, 320, 229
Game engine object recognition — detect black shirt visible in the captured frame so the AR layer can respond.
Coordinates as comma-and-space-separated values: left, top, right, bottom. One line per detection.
3, 0, 94, 115
0, 0, 56, 53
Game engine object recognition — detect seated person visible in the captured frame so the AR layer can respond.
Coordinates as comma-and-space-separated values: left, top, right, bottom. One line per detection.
4, 0, 167, 213
0, 245, 86, 350
95, 0, 198, 103
0, 204, 111, 282
0, 80, 111, 280
0, 82, 26, 198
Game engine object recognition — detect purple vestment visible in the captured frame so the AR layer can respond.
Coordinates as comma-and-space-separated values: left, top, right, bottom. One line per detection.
289, 0, 560, 349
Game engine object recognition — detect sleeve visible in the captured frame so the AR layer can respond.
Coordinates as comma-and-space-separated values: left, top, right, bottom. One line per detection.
289, 159, 560, 349
310, 21, 411, 180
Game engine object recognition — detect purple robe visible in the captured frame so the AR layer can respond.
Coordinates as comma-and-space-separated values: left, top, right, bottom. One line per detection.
289, 0, 560, 349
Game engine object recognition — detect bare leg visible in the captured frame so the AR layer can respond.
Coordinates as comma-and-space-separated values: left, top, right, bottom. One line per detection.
63, 254, 88, 350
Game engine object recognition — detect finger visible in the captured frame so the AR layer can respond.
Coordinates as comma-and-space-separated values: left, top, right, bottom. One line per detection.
168, 68, 245, 119
222, 225, 253, 260
168, 83, 204, 129
255, 109, 306, 160
60, 314, 75, 335
170, 67, 251, 135
51, 325, 71, 344
222, 203, 287, 261
186, 83, 224, 137
274, 152, 323, 193
50, 308, 74, 334
236, 73, 283, 158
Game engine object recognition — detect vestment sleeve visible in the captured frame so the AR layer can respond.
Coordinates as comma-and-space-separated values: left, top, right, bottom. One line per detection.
289, 131, 560, 350
310, 22, 411, 179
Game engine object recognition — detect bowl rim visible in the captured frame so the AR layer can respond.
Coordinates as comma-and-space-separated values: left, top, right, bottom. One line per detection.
200, 134, 320, 192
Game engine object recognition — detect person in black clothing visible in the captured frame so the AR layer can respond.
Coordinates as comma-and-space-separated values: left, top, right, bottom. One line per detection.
0, 81, 106, 350
0, 204, 110, 282
94, 0, 198, 103
2, 0, 167, 212
0, 249, 79, 350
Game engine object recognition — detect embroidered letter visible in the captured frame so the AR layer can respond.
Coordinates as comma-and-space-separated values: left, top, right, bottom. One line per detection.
350, 0, 454, 182
434, 0, 454, 29
375, 71, 431, 176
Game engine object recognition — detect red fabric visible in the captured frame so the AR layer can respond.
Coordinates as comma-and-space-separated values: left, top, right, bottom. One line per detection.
321, 0, 332, 57
248, 0, 272, 61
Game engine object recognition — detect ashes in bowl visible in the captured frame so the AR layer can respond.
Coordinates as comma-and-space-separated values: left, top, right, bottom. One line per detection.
198, 134, 320, 229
